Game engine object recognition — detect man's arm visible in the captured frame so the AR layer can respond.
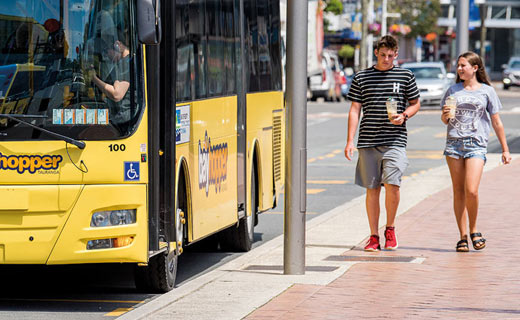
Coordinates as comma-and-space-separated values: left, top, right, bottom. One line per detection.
344, 101, 362, 161
389, 98, 420, 125
91, 74, 130, 102
404, 98, 420, 118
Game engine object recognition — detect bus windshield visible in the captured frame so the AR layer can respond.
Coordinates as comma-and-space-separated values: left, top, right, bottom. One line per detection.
0, 0, 142, 140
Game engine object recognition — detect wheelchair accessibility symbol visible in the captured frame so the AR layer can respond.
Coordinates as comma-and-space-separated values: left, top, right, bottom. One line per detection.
124, 162, 140, 181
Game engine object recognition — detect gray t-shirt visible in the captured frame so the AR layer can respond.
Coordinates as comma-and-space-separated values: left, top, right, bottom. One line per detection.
440, 82, 501, 147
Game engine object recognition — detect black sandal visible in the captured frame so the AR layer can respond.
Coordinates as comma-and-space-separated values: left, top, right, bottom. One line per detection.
456, 238, 469, 252
470, 232, 486, 250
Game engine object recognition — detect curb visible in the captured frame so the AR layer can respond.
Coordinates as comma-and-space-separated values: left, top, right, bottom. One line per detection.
118, 153, 514, 320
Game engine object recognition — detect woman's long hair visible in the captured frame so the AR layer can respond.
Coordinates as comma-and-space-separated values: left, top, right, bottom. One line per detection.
456, 51, 491, 85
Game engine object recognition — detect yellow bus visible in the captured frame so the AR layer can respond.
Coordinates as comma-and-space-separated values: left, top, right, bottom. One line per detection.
0, 0, 284, 292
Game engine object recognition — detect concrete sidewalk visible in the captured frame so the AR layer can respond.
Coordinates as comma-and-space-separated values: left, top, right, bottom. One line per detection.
119, 154, 517, 320
247, 156, 520, 319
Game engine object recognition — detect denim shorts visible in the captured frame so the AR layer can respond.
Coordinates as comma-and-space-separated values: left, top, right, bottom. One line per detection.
443, 137, 487, 162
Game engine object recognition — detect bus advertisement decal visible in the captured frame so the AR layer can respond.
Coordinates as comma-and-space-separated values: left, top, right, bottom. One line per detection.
198, 131, 228, 196
0, 153, 63, 174
176, 105, 190, 144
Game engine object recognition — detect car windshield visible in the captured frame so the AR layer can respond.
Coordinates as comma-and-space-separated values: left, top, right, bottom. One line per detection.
0, 0, 143, 141
405, 67, 443, 79
510, 60, 520, 68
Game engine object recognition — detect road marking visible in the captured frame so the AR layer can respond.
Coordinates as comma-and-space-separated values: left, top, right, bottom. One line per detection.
434, 131, 446, 138
407, 150, 444, 159
264, 211, 317, 215
280, 188, 326, 195
403, 167, 433, 180
408, 127, 427, 135
105, 308, 134, 317
307, 188, 326, 194
0, 298, 144, 304
307, 112, 347, 119
307, 180, 348, 185
308, 149, 345, 164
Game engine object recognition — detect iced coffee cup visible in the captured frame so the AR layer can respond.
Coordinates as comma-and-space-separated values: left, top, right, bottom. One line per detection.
386, 97, 398, 120
446, 96, 457, 119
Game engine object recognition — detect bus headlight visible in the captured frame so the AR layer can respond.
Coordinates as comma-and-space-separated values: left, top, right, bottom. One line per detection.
86, 236, 134, 250
90, 209, 136, 227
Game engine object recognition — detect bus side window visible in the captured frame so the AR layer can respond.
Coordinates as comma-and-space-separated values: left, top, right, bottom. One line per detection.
268, 0, 282, 91
223, 0, 236, 95
176, 2, 191, 102
207, 0, 225, 96
257, 0, 272, 91
244, 0, 260, 93
189, 0, 207, 99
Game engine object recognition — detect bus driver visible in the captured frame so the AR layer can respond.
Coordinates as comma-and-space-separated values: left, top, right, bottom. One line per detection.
89, 29, 132, 130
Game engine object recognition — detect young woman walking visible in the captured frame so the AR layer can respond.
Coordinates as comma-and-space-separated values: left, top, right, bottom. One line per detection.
440, 51, 512, 252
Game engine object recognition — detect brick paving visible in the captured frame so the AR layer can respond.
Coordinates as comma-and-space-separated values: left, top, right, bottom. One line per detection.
246, 159, 520, 319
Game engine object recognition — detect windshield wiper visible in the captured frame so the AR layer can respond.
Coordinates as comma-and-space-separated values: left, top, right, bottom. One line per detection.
0, 114, 86, 149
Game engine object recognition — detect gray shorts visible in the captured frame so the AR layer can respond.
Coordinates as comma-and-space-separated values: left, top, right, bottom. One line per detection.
355, 146, 409, 188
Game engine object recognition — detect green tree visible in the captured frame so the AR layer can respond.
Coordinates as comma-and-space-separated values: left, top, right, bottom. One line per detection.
390, 0, 441, 38
338, 45, 355, 60
324, 0, 343, 15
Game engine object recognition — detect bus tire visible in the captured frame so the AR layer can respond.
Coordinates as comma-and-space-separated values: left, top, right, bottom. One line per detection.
219, 168, 256, 251
134, 183, 185, 292
134, 248, 177, 293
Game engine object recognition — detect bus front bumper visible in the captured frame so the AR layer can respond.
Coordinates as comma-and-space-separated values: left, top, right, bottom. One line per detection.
0, 184, 148, 265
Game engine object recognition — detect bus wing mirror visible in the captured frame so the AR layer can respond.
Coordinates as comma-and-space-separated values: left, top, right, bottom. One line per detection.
137, 0, 162, 45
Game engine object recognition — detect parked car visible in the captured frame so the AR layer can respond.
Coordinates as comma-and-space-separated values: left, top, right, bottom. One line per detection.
401, 61, 455, 107
341, 67, 354, 99
501, 57, 520, 90
308, 50, 341, 102
308, 59, 336, 101
339, 69, 348, 99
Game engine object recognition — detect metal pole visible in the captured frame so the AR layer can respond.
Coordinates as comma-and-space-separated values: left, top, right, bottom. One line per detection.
360, 0, 368, 69
456, 0, 469, 56
381, 0, 387, 36
367, 0, 374, 67
480, 3, 487, 65
284, 0, 307, 275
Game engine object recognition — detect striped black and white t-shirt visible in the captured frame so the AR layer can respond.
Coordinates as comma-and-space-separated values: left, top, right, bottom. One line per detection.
347, 66, 420, 148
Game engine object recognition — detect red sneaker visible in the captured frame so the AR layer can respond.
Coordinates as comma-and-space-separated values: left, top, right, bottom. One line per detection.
364, 235, 380, 252
384, 226, 398, 250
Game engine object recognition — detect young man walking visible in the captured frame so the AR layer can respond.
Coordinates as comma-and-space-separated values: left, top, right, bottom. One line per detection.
345, 35, 420, 251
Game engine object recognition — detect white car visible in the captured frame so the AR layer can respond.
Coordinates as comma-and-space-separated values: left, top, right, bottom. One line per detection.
502, 57, 520, 90
400, 62, 455, 108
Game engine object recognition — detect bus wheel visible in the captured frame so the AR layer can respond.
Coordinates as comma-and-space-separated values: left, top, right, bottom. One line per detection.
134, 248, 177, 293
134, 201, 184, 292
176, 208, 185, 253
219, 169, 256, 251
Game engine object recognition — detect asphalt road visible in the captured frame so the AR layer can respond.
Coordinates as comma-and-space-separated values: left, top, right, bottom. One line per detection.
1, 84, 518, 319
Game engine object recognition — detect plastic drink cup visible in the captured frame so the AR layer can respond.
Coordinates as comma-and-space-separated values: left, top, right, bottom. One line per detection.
386, 98, 398, 120
446, 96, 457, 119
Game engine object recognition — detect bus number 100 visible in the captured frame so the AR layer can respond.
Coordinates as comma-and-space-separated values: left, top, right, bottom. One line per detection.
109, 144, 126, 152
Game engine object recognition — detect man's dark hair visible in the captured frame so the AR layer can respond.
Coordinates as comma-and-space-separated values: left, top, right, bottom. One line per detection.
116, 28, 129, 48
376, 35, 398, 51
